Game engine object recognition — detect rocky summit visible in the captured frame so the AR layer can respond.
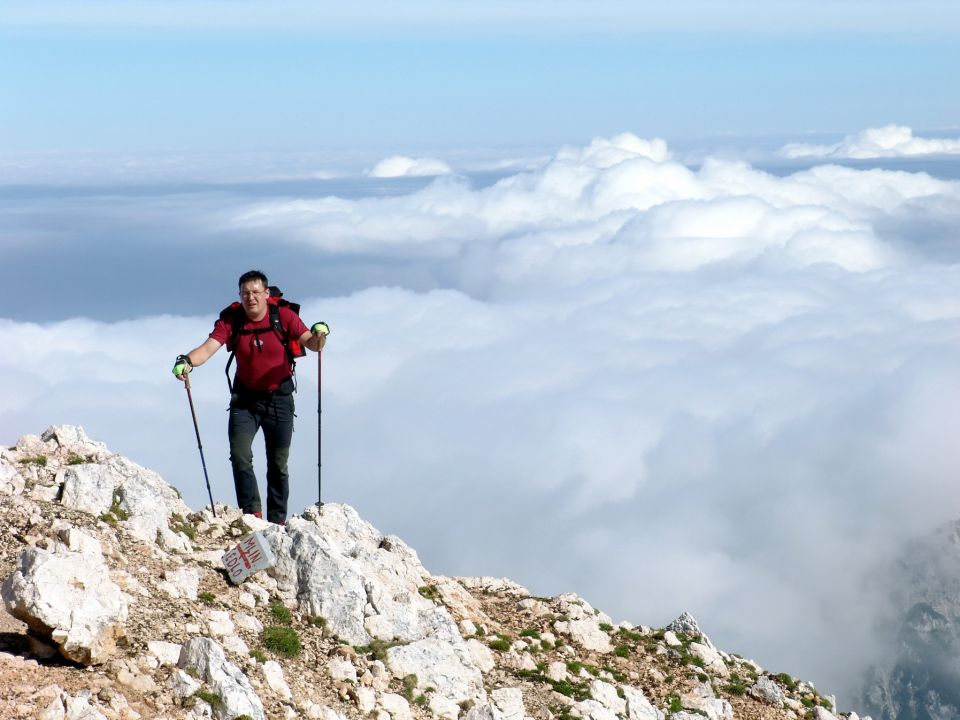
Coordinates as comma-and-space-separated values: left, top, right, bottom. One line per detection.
0, 425, 867, 720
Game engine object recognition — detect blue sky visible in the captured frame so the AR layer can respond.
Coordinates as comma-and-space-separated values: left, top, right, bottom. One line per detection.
1, 1, 958, 154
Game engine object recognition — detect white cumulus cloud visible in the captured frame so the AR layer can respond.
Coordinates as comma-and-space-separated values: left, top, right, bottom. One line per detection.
780, 124, 960, 159
3, 131, 960, 703
368, 155, 453, 178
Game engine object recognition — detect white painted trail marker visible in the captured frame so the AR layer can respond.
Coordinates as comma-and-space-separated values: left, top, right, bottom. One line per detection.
222, 532, 276, 584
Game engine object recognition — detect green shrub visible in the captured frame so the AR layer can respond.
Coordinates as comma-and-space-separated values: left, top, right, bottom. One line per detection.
20, 455, 47, 467
599, 622, 613, 632
262, 626, 301, 657
488, 638, 511, 652
614, 645, 631, 658
774, 672, 799, 692
520, 628, 541, 639
418, 585, 440, 601
195, 689, 221, 708
309, 615, 327, 629
269, 603, 292, 625
667, 695, 683, 714
401, 674, 418, 702
566, 660, 583, 675
249, 649, 267, 662
198, 591, 216, 604
67, 454, 88, 465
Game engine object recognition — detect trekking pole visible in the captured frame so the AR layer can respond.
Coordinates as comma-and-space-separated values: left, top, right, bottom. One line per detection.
317, 346, 323, 507
183, 372, 217, 518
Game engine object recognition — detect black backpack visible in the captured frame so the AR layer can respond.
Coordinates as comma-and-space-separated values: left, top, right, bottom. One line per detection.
220, 286, 306, 392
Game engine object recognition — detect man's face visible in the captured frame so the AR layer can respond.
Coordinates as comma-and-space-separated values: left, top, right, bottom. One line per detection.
240, 279, 269, 320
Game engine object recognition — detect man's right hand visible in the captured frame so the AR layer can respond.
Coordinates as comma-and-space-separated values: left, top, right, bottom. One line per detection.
172, 354, 193, 380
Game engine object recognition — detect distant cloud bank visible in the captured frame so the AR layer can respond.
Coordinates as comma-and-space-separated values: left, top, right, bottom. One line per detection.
780, 124, 960, 159
368, 155, 453, 178
3, 131, 960, 699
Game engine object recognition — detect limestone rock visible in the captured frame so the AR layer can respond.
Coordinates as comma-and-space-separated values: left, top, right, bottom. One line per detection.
267, 503, 461, 646
491, 687, 526, 720
179, 636, 265, 720
0, 459, 24, 496
147, 640, 182, 667
2, 547, 128, 665
386, 637, 486, 706
262, 660, 293, 701
567, 618, 613, 653
590, 680, 626, 715
59, 464, 116, 516
622, 686, 665, 720
750, 675, 787, 706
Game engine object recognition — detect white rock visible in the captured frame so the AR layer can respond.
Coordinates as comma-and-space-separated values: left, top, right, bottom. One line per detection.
222, 633, 250, 656
430, 695, 462, 720
380, 693, 413, 720
169, 668, 202, 698
160, 567, 201, 600
356, 686, 377, 714
59, 465, 116, 516
681, 686, 733, 720
239, 592, 257, 609
456, 577, 529, 595
387, 637, 485, 706
107, 455, 192, 552
568, 619, 613, 653
329, 656, 358, 682
547, 661, 568, 682
667, 612, 715, 649
2, 547, 128, 664
370, 660, 391, 691
235, 612, 264, 633
42, 425, 108, 458
179, 636, 265, 720
813, 708, 839, 720
268, 504, 458, 646
466, 638, 495, 672
207, 610, 235, 636
622, 686, 665, 720
262, 660, 293, 700
0, 460, 25, 496
147, 640, 182, 667
492, 687, 526, 720
590, 680, 626, 715
459, 619, 478, 637
57, 528, 102, 556
689, 642, 727, 675
749, 676, 786, 706
577, 699, 620, 720
663, 631, 682, 647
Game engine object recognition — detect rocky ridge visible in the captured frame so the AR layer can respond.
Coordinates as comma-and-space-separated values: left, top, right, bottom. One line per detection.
0, 425, 867, 720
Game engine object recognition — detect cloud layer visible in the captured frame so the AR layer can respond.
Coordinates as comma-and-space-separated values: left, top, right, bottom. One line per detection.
2, 132, 960, 702
781, 124, 960, 159
368, 155, 453, 178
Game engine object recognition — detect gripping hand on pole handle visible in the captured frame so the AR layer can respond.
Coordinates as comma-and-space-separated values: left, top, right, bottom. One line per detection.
311, 322, 330, 337
172, 354, 193, 379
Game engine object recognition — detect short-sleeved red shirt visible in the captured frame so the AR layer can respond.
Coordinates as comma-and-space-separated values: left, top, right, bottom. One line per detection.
210, 305, 308, 391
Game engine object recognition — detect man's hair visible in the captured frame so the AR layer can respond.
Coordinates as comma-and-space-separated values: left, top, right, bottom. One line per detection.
238, 270, 268, 290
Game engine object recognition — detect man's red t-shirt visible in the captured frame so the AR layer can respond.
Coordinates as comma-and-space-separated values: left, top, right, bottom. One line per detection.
210, 306, 307, 392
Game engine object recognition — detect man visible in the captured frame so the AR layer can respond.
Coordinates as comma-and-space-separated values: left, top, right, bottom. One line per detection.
173, 270, 328, 524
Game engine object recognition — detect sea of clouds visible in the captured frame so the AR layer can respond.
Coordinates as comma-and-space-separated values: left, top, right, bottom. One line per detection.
2, 129, 960, 701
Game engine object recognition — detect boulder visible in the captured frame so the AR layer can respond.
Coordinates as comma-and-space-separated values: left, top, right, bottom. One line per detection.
0, 459, 24, 496
2, 547, 128, 665
386, 637, 486, 706
491, 687, 527, 720
268, 503, 461, 647
622, 686, 665, 720
749, 675, 786, 706
179, 636, 265, 720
